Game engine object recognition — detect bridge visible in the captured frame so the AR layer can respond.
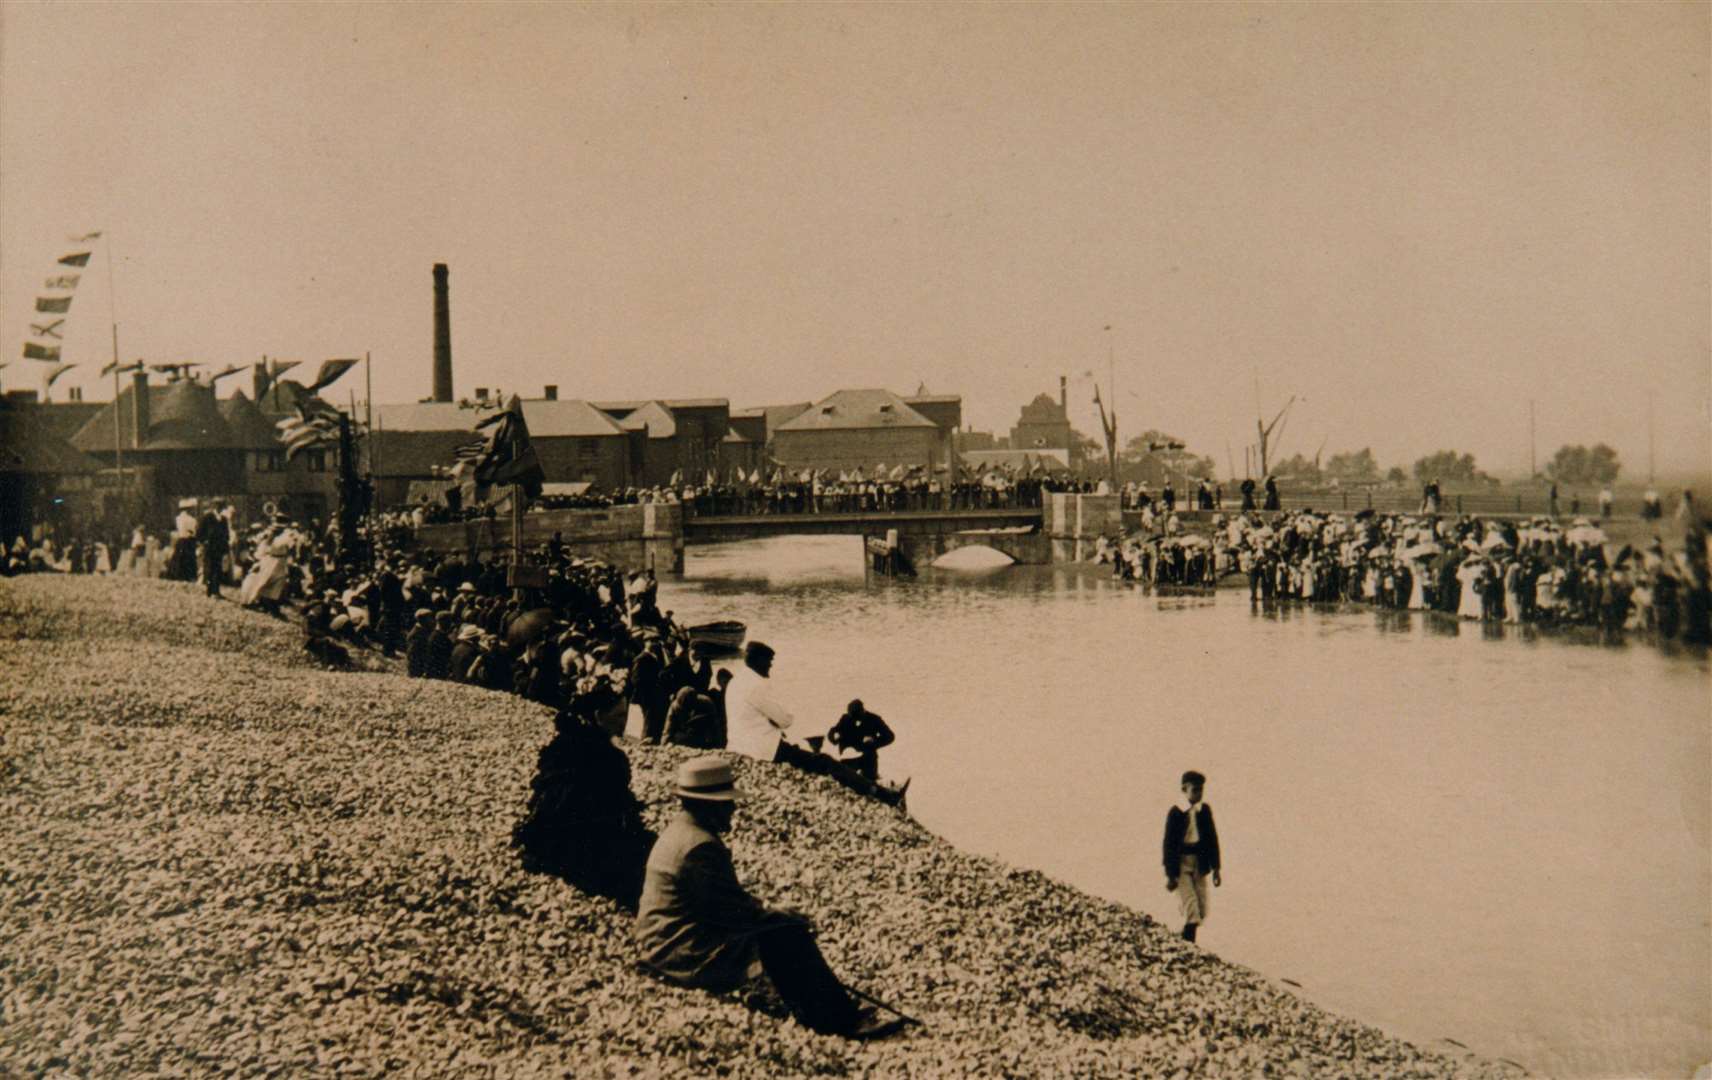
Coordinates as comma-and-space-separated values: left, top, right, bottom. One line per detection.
410, 496, 1129, 575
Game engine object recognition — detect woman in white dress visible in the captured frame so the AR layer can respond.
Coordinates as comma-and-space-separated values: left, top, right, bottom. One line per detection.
1456, 556, 1486, 620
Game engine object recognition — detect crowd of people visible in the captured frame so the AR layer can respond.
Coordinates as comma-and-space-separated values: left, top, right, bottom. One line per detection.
1106, 507, 1712, 643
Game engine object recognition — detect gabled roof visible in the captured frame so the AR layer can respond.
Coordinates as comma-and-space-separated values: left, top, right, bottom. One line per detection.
619, 401, 677, 439
0, 399, 101, 475
594, 398, 728, 415
71, 380, 268, 453
376, 399, 624, 438
217, 395, 286, 451
774, 389, 936, 433
27, 401, 104, 445
251, 379, 327, 420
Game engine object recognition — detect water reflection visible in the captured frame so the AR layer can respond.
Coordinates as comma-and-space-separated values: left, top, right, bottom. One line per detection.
660, 535, 1711, 1078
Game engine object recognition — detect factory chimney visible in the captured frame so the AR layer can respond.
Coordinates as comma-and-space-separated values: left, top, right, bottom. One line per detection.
432, 263, 453, 403
131, 370, 150, 449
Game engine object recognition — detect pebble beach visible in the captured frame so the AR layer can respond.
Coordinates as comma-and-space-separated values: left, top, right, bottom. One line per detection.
1, 575, 1524, 1077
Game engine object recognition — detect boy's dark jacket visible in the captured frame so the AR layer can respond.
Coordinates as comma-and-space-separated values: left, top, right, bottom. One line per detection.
1162, 804, 1221, 876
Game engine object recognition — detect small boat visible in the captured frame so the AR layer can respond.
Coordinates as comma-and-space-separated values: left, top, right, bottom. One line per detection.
686, 619, 747, 653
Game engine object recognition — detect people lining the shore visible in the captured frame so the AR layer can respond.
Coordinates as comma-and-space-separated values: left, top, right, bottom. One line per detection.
634, 756, 908, 1040
1163, 770, 1221, 944
1106, 506, 1712, 646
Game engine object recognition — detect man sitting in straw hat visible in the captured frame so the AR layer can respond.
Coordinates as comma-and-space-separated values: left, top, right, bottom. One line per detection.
635, 756, 907, 1040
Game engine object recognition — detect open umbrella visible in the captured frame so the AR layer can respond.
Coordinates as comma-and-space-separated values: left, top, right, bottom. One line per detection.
505, 607, 558, 649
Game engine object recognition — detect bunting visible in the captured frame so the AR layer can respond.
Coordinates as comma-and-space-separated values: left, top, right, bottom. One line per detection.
42, 363, 78, 388
20, 233, 101, 375
99, 359, 146, 378
306, 357, 359, 393
207, 363, 244, 387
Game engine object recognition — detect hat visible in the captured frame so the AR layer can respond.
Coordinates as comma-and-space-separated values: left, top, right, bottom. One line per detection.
329, 614, 351, 631
673, 755, 738, 802
744, 640, 775, 665
458, 582, 477, 593
457, 624, 481, 642
414, 608, 433, 621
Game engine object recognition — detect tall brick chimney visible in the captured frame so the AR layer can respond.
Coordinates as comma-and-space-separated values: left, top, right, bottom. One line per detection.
432, 263, 452, 403
131, 370, 150, 449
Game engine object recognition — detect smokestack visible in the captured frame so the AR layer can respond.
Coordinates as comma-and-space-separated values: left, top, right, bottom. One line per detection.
432, 263, 452, 403
131, 370, 150, 449
543, 384, 558, 401
1059, 375, 1067, 411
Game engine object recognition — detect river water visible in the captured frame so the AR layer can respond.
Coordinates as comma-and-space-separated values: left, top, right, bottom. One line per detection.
658, 535, 1711, 1078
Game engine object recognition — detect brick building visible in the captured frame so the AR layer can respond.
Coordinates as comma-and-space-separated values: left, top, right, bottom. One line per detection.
372, 398, 632, 507
772, 389, 948, 474
1009, 378, 1074, 460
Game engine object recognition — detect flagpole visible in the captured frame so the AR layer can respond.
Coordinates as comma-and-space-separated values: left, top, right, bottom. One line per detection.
103, 235, 129, 501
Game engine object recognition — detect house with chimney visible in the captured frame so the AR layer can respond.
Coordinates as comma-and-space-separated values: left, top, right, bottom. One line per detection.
66, 370, 340, 527
1009, 377, 1075, 462
371, 396, 634, 507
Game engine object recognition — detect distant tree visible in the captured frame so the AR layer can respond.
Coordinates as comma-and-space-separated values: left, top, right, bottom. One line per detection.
1069, 428, 1102, 471
1272, 453, 1321, 483
1545, 443, 1621, 485
1324, 447, 1380, 485
1412, 450, 1490, 486
1385, 466, 1408, 485
1118, 430, 1216, 485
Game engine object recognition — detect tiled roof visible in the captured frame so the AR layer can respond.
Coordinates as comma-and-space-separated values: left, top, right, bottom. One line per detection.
0, 399, 102, 474
774, 389, 936, 432
618, 401, 677, 439
217, 395, 286, 450
71, 380, 273, 453
376, 399, 624, 438
594, 398, 728, 413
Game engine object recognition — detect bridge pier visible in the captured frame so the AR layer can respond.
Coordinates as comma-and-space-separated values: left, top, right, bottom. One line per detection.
1047, 493, 1122, 562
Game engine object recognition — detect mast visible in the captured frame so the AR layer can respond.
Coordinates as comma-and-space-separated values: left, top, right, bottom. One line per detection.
1529, 399, 1536, 478
1647, 391, 1655, 484
105, 234, 124, 494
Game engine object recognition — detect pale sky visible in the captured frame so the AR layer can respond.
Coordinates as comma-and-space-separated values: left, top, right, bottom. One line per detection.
3, 2, 1707, 479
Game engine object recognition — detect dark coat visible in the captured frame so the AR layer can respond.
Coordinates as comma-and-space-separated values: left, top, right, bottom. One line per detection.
1162, 803, 1221, 877
426, 630, 455, 680
404, 624, 433, 677
635, 811, 774, 991
196, 511, 229, 556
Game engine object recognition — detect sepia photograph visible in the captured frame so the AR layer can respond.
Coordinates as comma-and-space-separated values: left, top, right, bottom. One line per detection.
1, 3, 1708, 1076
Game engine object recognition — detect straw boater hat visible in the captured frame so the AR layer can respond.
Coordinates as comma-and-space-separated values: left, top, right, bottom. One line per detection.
674, 756, 738, 802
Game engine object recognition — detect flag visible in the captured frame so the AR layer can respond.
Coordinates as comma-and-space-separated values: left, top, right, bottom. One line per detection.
58, 252, 91, 267
452, 438, 486, 462
44, 274, 80, 290
22, 343, 60, 361
306, 357, 358, 393
43, 363, 78, 387
68, 231, 103, 242
35, 297, 72, 314
277, 401, 340, 461
208, 363, 244, 386
100, 359, 146, 378
471, 395, 544, 498
267, 358, 301, 378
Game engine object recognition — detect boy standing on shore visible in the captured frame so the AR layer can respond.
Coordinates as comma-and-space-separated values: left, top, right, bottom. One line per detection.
1163, 770, 1222, 943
